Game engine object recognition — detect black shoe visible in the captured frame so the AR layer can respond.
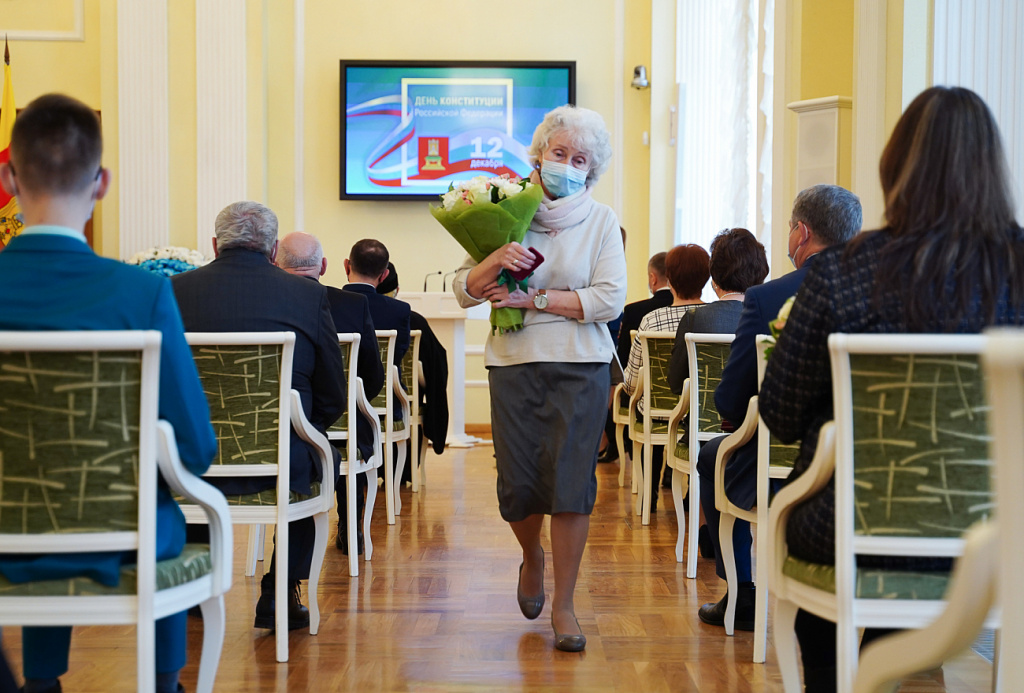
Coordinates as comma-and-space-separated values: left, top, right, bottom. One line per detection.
335, 523, 364, 555
698, 524, 714, 559
596, 446, 619, 463
20, 682, 61, 693
697, 583, 756, 631
254, 580, 310, 631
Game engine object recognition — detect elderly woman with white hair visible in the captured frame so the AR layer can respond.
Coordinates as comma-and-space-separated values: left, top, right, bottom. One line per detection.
453, 105, 627, 652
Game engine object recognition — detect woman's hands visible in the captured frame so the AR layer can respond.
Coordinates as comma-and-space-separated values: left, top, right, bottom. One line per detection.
499, 242, 537, 273
465, 241, 537, 299
483, 282, 534, 309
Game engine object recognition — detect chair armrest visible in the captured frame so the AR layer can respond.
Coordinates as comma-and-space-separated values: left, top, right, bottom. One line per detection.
392, 364, 412, 423
627, 369, 644, 427
666, 379, 691, 442
767, 420, 835, 586
714, 396, 759, 512
289, 389, 335, 510
355, 377, 383, 467
155, 420, 234, 596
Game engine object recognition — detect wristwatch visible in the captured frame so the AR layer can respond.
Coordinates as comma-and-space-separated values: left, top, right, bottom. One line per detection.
533, 289, 549, 310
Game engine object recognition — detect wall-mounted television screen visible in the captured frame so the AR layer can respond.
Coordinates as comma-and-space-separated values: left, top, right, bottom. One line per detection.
340, 60, 576, 201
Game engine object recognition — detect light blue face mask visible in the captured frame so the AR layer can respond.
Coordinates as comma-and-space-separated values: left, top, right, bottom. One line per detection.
540, 160, 588, 199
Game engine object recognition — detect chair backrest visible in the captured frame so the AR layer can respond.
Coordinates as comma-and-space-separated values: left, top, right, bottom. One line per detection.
328, 333, 360, 454
829, 333, 991, 557
0, 331, 161, 564
638, 331, 679, 417
756, 335, 799, 468
184, 332, 295, 489
684, 333, 734, 443
401, 330, 422, 402
983, 328, 1024, 688
371, 330, 398, 415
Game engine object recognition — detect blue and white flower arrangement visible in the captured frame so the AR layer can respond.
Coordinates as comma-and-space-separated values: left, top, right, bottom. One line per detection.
125, 246, 209, 277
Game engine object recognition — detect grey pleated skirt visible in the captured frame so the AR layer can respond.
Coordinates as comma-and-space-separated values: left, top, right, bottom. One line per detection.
488, 361, 610, 522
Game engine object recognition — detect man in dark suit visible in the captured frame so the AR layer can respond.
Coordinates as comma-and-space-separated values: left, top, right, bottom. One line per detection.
696, 185, 862, 630
344, 239, 412, 371
172, 202, 346, 630
615, 251, 672, 368
0, 94, 216, 693
377, 263, 449, 465
276, 232, 384, 556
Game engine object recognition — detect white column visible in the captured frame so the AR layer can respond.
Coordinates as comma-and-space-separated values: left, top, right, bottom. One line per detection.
195, 0, 247, 251
117, 0, 170, 258
852, 1, 887, 230
933, 0, 1024, 222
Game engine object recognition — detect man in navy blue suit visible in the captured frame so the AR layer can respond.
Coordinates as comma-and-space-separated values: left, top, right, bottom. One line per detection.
339, 239, 411, 547
696, 185, 862, 630
343, 239, 412, 371
276, 232, 385, 556
0, 94, 216, 693
173, 202, 346, 631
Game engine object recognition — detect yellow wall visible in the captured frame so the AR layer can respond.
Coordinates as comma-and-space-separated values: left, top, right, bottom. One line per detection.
799, 0, 855, 100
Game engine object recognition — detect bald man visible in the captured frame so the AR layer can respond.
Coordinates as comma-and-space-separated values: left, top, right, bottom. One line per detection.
276, 232, 384, 555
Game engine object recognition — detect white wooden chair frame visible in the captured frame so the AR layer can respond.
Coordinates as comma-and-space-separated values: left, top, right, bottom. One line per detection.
665, 332, 735, 578
611, 382, 637, 490
0, 330, 233, 693
852, 520, 999, 693
769, 333, 997, 693
374, 330, 411, 524
715, 335, 794, 661
181, 332, 334, 663
325, 332, 383, 576
628, 331, 683, 527
983, 328, 1024, 691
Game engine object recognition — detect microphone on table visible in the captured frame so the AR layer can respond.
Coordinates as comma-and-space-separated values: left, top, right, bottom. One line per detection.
423, 270, 442, 292
443, 271, 458, 292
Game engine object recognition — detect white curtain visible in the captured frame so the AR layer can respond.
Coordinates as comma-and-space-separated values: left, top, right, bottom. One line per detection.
933, 0, 1024, 222
674, 0, 769, 281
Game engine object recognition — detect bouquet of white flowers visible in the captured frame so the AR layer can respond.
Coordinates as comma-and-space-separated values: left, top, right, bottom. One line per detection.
125, 246, 209, 277
430, 174, 544, 334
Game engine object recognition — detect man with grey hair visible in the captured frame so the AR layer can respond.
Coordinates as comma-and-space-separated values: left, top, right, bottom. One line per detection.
172, 202, 346, 631
276, 232, 385, 556
694, 184, 862, 630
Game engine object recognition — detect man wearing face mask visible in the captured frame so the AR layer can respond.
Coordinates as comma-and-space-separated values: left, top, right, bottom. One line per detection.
453, 105, 627, 653
692, 184, 861, 630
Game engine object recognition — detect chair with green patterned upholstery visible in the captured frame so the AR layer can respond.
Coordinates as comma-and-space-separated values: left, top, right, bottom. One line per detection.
0, 330, 232, 693
665, 332, 733, 578
629, 331, 685, 526
398, 329, 424, 493
714, 335, 797, 662
372, 330, 411, 524
768, 334, 994, 693
326, 332, 383, 575
181, 331, 334, 664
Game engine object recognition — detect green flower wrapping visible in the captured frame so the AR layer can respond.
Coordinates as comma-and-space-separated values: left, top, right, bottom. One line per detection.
430, 180, 544, 334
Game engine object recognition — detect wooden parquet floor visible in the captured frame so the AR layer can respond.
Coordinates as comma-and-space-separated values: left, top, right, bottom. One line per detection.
2, 444, 994, 692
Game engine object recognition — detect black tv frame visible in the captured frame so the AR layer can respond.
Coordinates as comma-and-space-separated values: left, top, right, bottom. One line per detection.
339, 59, 576, 202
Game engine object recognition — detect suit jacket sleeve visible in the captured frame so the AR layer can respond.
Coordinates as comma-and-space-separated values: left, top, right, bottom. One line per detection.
311, 290, 347, 429
152, 280, 216, 476
393, 306, 412, 366
714, 293, 763, 424
617, 304, 639, 368
358, 302, 385, 400
759, 262, 836, 446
